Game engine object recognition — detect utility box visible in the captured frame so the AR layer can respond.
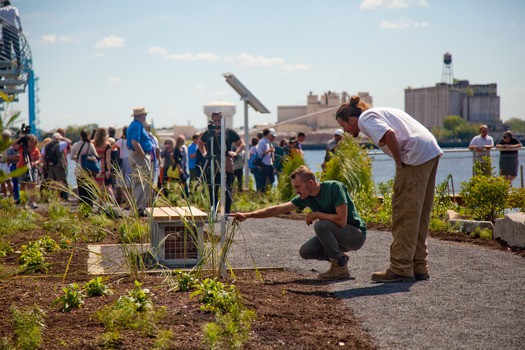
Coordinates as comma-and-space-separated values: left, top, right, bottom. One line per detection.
146, 206, 208, 267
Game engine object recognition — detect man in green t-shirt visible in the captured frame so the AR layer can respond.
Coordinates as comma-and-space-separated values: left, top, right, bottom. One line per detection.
233, 166, 366, 280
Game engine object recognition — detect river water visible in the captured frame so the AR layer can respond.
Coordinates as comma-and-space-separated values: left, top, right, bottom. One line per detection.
303, 148, 525, 191
67, 148, 525, 191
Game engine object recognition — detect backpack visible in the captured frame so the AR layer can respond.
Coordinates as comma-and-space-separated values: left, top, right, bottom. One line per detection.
44, 140, 63, 167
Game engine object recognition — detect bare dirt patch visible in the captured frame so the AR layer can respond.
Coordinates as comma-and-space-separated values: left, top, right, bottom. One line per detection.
0, 209, 377, 349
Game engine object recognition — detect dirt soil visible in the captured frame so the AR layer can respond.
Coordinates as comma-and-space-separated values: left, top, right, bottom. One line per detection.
1, 209, 522, 349
0, 209, 377, 350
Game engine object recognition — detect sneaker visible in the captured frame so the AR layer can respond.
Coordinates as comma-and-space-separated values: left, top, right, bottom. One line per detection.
371, 269, 415, 283
138, 209, 147, 217
415, 273, 430, 281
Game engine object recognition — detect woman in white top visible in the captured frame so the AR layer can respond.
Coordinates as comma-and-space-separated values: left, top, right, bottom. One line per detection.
70, 129, 98, 207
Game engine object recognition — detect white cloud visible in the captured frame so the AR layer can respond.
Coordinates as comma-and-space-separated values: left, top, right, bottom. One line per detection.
283, 63, 309, 71
380, 17, 429, 29
108, 77, 121, 84
148, 46, 168, 56
235, 53, 284, 67
360, 0, 429, 9
95, 35, 125, 49
165, 52, 220, 61
41, 34, 79, 44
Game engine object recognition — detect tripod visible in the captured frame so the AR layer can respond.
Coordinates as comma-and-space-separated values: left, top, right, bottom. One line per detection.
201, 131, 235, 216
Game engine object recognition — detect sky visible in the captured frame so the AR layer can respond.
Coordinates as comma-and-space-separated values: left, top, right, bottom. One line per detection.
11, 0, 525, 132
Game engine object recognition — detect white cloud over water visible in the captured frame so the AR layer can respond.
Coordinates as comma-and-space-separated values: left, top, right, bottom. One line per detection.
95, 35, 125, 48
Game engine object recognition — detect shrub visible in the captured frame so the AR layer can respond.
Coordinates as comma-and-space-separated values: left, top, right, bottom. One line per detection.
321, 137, 375, 215
18, 242, 49, 274
52, 283, 85, 312
277, 153, 307, 202
460, 175, 509, 221
84, 277, 113, 297
11, 305, 46, 350
118, 219, 149, 243
191, 278, 239, 314
507, 187, 525, 211
433, 175, 456, 219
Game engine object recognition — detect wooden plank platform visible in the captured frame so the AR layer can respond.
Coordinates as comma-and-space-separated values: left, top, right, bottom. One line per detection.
145, 206, 208, 221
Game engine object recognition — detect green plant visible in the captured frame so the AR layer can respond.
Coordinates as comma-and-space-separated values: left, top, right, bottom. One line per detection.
84, 276, 113, 297
18, 241, 49, 274
118, 219, 149, 243
470, 227, 493, 240
171, 270, 197, 292
0, 239, 13, 258
460, 175, 509, 221
507, 187, 525, 211
11, 305, 46, 350
98, 330, 122, 349
321, 137, 375, 214
37, 235, 60, 252
433, 175, 456, 218
153, 330, 174, 350
53, 283, 85, 312
191, 278, 239, 314
203, 307, 256, 350
277, 153, 307, 202
118, 280, 152, 311
97, 282, 167, 343
429, 218, 449, 232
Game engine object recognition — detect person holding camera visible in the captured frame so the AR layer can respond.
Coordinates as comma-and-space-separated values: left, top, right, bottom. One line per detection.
16, 133, 40, 209
198, 111, 245, 215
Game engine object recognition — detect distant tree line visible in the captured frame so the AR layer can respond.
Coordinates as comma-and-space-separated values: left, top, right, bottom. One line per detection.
432, 116, 525, 142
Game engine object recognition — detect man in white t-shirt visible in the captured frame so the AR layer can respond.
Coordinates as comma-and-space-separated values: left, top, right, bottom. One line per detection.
468, 124, 494, 175
336, 96, 443, 283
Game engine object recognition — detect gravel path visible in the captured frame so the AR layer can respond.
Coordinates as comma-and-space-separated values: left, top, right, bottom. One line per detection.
226, 217, 525, 350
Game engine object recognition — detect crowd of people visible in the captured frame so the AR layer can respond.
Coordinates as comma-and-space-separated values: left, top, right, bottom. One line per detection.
1, 98, 524, 282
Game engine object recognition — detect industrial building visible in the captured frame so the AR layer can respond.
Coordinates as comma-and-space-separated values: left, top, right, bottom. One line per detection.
274, 91, 373, 133
404, 53, 501, 131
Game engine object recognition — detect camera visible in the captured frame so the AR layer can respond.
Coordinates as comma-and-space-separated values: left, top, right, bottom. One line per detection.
20, 123, 31, 134
208, 120, 216, 133
15, 123, 31, 150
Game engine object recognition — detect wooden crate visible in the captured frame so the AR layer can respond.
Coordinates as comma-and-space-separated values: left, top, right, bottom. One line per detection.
145, 206, 208, 267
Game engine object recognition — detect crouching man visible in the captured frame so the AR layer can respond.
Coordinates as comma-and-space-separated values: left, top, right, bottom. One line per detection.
233, 166, 366, 280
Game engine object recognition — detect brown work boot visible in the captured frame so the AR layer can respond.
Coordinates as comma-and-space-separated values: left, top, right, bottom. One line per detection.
415, 273, 430, 281
317, 258, 350, 280
371, 269, 415, 283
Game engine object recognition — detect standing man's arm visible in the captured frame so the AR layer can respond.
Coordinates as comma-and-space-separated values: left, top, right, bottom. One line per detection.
233, 202, 297, 222
380, 130, 403, 168
306, 204, 348, 228
198, 138, 207, 158
131, 140, 145, 158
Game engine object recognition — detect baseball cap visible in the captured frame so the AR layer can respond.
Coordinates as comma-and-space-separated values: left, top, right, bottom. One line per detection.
269, 128, 276, 136
334, 129, 344, 136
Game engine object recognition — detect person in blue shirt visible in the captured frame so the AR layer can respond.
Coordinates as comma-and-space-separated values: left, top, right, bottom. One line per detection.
127, 107, 153, 217
233, 165, 366, 281
187, 133, 200, 182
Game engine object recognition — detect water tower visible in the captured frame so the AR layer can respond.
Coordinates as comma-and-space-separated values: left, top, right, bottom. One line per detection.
203, 101, 236, 129
442, 52, 453, 84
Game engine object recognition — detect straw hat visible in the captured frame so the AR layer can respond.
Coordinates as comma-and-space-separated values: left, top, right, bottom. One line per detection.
131, 107, 148, 117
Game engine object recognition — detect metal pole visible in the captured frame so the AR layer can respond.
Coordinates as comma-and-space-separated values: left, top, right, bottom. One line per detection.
520, 165, 523, 188
28, 69, 36, 136
219, 117, 227, 277
243, 99, 250, 190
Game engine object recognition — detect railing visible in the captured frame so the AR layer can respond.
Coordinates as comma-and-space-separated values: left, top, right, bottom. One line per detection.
0, 18, 32, 96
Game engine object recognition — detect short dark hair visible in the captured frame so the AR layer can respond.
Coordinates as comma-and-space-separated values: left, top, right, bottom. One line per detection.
262, 128, 270, 136
298, 132, 306, 138
335, 95, 371, 122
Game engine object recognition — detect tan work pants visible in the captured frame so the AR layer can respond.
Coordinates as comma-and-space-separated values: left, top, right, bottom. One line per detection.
389, 156, 440, 277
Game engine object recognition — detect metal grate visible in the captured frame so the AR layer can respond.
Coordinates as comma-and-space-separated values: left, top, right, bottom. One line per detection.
164, 226, 198, 260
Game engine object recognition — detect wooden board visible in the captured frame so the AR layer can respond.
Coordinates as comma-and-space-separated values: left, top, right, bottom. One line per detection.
145, 206, 208, 221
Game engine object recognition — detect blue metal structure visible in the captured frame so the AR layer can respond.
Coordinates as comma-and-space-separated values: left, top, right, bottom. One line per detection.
0, 18, 35, 135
